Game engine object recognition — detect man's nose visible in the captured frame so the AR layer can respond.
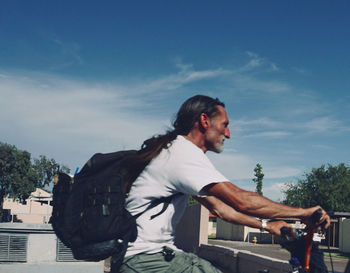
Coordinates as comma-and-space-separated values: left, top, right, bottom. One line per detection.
225, 127, 230, 139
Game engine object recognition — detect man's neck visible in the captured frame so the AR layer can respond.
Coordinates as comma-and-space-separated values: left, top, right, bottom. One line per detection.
183, 131, 207, 153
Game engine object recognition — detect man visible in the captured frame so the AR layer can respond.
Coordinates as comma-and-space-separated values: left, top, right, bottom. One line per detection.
118, 95, 330, 273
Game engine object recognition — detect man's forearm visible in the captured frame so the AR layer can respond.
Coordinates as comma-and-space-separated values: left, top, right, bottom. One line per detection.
203, 182, 308, 219
194, 195, 291, 235
194, 195, 265, 229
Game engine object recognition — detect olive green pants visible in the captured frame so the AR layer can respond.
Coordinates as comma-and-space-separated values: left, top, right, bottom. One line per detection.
118, 249, 223, 273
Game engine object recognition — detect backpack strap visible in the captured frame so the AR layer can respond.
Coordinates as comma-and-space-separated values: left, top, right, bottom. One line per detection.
133, 193, 183, 220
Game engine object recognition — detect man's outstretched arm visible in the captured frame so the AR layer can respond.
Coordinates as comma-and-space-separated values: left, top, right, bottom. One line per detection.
193, 195, 290, 236
201, 182, 330, 228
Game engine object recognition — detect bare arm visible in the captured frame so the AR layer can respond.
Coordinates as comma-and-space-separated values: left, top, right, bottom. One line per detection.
202, 182, 330, 228
193, 195, 290, 236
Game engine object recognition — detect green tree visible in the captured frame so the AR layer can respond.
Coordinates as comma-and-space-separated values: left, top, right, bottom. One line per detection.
187, 196, 198, 206
0, 142, 37, 219
283, 163, 350, 212
0, 141, 71, 219
32, 155, 70, 190
252, 163, 264, 195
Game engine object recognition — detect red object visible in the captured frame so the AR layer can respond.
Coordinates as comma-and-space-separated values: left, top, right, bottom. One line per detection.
209, 212, 216, 218
304, 227, 314, 272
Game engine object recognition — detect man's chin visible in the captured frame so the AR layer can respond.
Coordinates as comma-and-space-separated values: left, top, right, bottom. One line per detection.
212, 145, 224, 153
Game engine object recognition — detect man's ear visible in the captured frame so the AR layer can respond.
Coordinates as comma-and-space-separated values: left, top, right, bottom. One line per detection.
199, 113, 210, 130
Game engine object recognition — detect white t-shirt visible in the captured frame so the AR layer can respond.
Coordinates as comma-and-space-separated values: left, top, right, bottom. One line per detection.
124, 135, 228, 257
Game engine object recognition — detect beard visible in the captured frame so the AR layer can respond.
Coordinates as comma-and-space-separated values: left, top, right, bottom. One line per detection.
212, 138, 225, 153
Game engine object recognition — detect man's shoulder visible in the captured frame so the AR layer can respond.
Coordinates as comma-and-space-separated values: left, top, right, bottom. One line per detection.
165, 136, 211, 167
172, 135, 204, 154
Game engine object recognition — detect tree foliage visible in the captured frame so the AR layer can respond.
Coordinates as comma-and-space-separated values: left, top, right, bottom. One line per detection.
0, 141, 70, 215
32, 155, 70, 189
282, 163, 350, 212
253, 163, 264, 195
0, 142, 37, 204
187, 196, 198, 206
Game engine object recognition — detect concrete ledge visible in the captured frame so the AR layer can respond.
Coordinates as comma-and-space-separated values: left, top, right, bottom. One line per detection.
237, 250, 290, 273
0, 223, 53, 233
0, 262, 104, 273
198, 244, 291, 273
198, 244, 237, 273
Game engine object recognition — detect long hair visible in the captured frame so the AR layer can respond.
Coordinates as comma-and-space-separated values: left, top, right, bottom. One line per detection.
122, 95, 225, 193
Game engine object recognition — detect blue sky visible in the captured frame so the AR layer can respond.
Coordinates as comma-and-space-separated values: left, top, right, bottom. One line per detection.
1, 1, 349, 201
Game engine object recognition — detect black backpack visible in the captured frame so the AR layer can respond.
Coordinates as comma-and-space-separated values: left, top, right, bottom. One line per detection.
50, 150, 176, 267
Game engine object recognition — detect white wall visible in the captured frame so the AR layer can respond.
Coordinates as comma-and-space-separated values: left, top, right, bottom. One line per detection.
175, 203, 209, 253
27, 233, 57, 262
339, 218, 350, 253
216, 218, 246, 241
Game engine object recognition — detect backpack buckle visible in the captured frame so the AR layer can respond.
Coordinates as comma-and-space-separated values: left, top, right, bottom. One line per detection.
162, 246, 175, 262
102, 204, 110, 216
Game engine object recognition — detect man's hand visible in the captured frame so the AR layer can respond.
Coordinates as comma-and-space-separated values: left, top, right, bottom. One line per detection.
265, 221, 291, 237
301, 206, 330, 230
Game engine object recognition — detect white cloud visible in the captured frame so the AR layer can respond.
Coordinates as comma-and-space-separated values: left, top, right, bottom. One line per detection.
1, 54, 345, 183
302, 116, 349, 134
0, 61, 256, 169
291, 67, 310, 75
270, 63, 279, 71
230, 74, 290, 94
243, 131, 291, 138
263, 166, 302, 179
52, 38, 82, 62
208, 152, 257, 180
230, 117, 281, 135
208, 152, 301, 181
241, 51, 280, 73
230, 118, 291, 138
263, 182, 287, 201
232, 117, 281, 128
0, 73, 169, 168
142, 65, 229, 93
230, 114, 348, 139
310, 144, 332, 150
245, 51, 263, 69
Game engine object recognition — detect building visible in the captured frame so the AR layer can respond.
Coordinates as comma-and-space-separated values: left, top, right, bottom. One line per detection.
2, 188, 52, 224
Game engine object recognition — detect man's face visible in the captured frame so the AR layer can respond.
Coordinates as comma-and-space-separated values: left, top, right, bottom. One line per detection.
205, 106, 230, 153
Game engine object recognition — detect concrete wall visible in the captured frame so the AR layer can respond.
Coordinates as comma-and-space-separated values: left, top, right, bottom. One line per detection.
216, 217, 246, 241
216, 218, 283, 244
0, 223, 104, 273
208, 218, 216, 236
27, 233, 57, 263
197, 244, 237, 273
175, 203, 209, 253
339, 218, 350, 253
198, 244, 291, 273
236, 250, 290, 273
